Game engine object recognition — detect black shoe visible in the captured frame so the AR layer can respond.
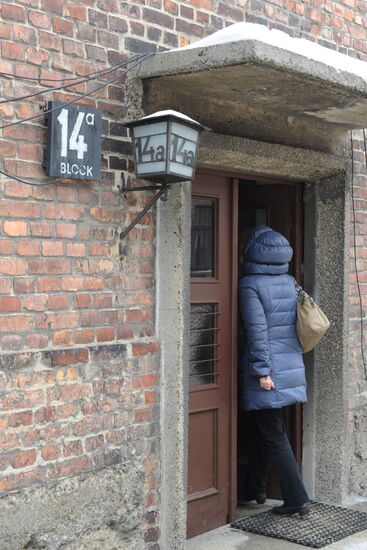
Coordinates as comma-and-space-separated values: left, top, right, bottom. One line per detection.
272, 502, 310, 516
238, 492, 266, 505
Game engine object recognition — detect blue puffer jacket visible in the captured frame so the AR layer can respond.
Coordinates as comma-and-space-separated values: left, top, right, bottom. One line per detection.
239, 226, 307, 411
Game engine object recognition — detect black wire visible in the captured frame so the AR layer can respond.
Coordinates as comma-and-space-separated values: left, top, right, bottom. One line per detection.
0, 53, 153, 131
351, 130, 367, 379
0, 54, 147, 105
0, 54, 143, 83
0, 55, 147, 186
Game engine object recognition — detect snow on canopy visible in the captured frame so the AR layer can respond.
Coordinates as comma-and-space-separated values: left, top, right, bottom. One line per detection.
141, 110, 201, 125
172, 22, 367, 80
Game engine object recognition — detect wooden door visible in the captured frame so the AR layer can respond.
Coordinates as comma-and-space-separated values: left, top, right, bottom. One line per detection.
187, 173, 233, 538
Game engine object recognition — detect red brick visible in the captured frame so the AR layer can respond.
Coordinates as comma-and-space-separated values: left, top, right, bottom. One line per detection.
63, 439, 83, 457
84, 278, 104, 290
133, 374, 158, 389
41, 0, 63, 13
0, 200, 40, 219
52, 330, 75, 346
48, 294, 69, 309
1, 41, 25, 60
61, 277, 84, 291
28, 10, 52, 27
35, 405, 57, 423
48, 456, 90, 479
0, 279, 12, 294
4, 159, 45, 179
56, 223, 77, 238
27, 47, 49, 65
4, 180, 31, 198
56, 402, 78, 418
66, 243, 85, 256
37, 277, 60, 291
0, 240, 14, 255
0, 297, 21, 312
130, 20, 145, 35
93, 294, 113, 308
117, 325, 134, 339
97, 0, 118, 11
0, 258, 26, 275
73, 293, 92, 308
132, 342, 159, 356
14, 278, 36, 293
63, 38, 84, 57
8, 410, 33, 427
39, 30, 62, 50
145, 391, 155, 404
1, 3, 26, 21
0, 141, 17, 157
30, 222, 54, 238
17, 240, 40, 256
181, 5, 194, 18
54, 17, 74, 35
35, 312, 78, 329
28, 258, 71, 274
42, 241, 64, 256
164, 0, 178, 13
3, 123, 44, 143
41, 444, 60, 461
96, 327, 115, 342
12, 449, 36, 469
134, 408, 153, 422
2, 335, 24, 350
44, 204, 84, 220
66, 4, 87, 20
51, 348, 89, 366
90, 243, 109, 256
23, 295, 47, 311
0, 22, 11, 38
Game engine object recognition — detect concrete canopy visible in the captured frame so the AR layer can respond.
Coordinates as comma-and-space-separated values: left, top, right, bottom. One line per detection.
138, 24, 367, 151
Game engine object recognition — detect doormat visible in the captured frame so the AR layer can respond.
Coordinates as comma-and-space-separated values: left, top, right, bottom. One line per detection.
231, 501, 367, 548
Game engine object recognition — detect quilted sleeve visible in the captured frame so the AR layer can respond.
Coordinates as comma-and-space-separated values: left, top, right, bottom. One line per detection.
239, 282, 271, 378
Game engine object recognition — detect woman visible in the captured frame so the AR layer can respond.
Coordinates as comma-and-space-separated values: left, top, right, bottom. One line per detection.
239, 225, 310, 515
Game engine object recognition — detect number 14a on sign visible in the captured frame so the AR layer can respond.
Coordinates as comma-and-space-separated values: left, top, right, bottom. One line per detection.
57, 108, 95, 160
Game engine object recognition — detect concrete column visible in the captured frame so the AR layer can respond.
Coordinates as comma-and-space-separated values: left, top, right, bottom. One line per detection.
303, 173, 350, 504
156, 184, 191, 549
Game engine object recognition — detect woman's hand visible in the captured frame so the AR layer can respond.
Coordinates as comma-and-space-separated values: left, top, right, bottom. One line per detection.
259, 376, 275, 390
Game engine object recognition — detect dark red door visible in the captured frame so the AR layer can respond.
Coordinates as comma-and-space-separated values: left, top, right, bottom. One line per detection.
187, 173, 233, 538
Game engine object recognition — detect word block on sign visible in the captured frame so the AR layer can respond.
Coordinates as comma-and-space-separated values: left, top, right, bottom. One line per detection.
45, 101, 102, 181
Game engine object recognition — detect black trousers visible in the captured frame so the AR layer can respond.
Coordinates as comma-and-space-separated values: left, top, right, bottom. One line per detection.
250, 408, 309, 506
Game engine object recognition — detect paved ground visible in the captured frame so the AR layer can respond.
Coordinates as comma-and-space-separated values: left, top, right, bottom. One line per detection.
186, 500, 367, 550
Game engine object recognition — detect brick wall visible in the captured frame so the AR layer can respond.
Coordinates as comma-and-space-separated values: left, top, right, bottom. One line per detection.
348, 131, 367, 496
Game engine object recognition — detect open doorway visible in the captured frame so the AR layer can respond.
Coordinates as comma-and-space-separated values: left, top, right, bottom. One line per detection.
236, 178, 304, 505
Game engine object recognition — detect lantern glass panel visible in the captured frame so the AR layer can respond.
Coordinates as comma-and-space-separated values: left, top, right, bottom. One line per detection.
168, 121, 199, 180
133, 121, 168, 177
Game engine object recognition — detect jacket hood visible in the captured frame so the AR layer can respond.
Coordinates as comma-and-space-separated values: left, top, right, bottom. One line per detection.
243, 225, 293, 275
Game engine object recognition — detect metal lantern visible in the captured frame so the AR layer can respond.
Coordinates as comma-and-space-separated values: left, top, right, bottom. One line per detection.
126, 110, 204, 183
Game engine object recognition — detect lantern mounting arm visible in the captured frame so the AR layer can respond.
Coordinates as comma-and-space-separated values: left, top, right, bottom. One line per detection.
120, 182, 168, 240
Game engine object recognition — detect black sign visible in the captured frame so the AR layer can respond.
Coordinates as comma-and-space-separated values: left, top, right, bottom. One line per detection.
45, 101, 101, 181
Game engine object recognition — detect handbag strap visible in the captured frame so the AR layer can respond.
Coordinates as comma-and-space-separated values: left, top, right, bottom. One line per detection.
294, 282, 316, 308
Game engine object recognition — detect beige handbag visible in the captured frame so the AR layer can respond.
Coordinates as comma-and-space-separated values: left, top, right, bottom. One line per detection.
295, 284, 330, 353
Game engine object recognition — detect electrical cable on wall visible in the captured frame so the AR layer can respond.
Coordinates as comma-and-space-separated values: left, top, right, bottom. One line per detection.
0, 54, 147, 105
0, 53, 154, 131
350, 130, 367, 379
0, 54, 144, 83
0, 54, 153, 186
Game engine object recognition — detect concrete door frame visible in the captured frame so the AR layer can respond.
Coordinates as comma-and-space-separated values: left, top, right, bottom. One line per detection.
156, 132, 350, 548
